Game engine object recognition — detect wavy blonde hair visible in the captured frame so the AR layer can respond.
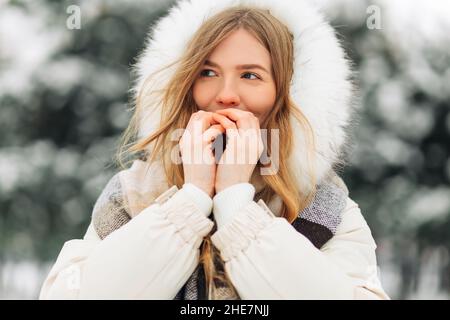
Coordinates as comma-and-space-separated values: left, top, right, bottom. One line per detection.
116, 6, 317, 299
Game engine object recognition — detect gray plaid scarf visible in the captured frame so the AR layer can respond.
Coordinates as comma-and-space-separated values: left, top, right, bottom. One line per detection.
91, 168, 349, 300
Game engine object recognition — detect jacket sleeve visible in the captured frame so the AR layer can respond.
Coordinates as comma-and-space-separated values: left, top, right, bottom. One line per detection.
211, 193, 390, 300
39, 182, 214, 300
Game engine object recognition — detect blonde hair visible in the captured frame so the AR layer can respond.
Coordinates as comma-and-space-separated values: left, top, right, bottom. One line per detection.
116, 6, 317, 299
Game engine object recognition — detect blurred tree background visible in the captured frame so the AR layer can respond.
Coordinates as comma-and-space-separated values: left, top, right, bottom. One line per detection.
0, 0, 449, 299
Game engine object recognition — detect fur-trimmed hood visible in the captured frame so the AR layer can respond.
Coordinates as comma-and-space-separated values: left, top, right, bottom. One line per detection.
132, 0, 355, 193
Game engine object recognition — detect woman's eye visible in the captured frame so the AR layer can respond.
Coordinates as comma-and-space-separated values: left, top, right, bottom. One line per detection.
199, 69, 260, 80
200, 69, 216, 77
242, 72, 260, 80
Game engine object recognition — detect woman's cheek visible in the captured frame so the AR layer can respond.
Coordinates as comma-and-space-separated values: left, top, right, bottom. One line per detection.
247, 97, 274, 116
193, 83, 208, 109
193, 82, 216, 108
250, 104, 273, 126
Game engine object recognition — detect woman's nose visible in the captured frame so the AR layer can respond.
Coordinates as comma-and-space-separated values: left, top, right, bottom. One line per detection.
215, 83, 240, 107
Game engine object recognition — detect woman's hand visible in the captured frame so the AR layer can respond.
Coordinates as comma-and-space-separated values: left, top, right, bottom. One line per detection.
180, 111, 225, 197
211, 109, 264, 193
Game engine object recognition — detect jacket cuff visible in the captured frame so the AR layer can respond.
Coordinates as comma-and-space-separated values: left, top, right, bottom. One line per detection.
211, 199, 274, 261
157, 186, 214, 246
213, 183, 255, 229
181, 183, 213, 217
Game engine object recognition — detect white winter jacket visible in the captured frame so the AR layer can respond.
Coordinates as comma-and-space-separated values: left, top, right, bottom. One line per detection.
39, 160, 389, 300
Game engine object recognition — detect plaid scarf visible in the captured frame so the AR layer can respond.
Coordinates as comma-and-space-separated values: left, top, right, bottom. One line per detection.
91, 168, 349, 300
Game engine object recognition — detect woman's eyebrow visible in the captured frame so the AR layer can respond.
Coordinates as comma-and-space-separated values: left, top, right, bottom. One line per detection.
204, 59, 269, 74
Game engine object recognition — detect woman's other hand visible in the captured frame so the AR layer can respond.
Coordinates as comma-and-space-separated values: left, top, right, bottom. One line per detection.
180, 111, 225, 197
211, 109, 264, 193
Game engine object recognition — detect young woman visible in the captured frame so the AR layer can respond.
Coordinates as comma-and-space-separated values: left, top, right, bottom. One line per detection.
39, 0, 390, 300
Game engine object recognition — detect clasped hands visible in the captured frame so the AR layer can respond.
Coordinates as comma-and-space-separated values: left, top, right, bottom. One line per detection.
179, 109, 264, 198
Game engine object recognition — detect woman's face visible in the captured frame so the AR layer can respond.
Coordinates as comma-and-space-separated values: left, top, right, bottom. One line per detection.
192, 28, 276, 125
